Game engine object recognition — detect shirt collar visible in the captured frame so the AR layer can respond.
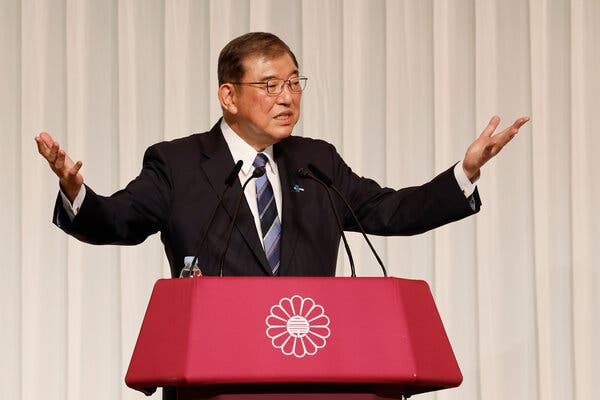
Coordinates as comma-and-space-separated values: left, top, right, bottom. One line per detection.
220, 119, 277, 176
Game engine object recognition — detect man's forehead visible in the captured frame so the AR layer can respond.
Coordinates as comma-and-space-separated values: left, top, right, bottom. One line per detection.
241, 54, 298, 80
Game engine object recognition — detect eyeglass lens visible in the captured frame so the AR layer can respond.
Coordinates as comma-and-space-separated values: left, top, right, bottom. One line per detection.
267, 77, 306, 94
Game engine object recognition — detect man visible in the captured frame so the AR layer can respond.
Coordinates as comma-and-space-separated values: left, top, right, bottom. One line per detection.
35, 32, 529, 279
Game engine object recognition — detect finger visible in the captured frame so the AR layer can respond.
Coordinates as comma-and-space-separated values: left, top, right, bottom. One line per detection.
55, 149, 66, 171
498, 117, 529, 140
511, 116, 530, 130
35, 136, 51, 157
68, 160, 82, 175
491, 116, 528, 142
38, 132, 56, 149
48, 141, 60, 163
491, 129, 517, 149
482, 115, 501, 138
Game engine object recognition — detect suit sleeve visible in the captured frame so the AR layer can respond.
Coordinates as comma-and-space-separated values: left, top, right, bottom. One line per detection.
53, 144, 173, 245
328, 145, 481, 236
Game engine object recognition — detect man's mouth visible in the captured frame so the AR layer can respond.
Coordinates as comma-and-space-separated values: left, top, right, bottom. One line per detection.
274, 112, 293, 121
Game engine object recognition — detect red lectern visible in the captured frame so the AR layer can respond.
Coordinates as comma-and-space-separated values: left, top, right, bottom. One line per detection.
125, 277, 462, 399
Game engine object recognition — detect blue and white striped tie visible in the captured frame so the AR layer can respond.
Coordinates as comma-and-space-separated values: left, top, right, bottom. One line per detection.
253, 153, 281, 275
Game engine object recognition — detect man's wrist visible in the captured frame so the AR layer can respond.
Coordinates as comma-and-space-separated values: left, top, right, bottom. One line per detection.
454, 162, 478, 197
59, 184, 86, 221
462, 164, 480, 183
60, 181, 82, 203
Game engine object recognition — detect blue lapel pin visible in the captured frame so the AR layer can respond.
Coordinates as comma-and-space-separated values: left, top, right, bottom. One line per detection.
293, 184, 304, 192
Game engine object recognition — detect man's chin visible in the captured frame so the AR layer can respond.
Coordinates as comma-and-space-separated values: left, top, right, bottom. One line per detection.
269, 126, 294, 141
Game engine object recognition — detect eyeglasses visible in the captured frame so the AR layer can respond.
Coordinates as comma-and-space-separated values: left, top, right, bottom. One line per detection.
231, 76, 308, 96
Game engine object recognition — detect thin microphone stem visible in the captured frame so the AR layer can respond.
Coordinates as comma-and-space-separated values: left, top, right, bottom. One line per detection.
298, 170, 356, 277
328, 184, 388, 277
308, 164, 388, 277
185, 160, 243, 276
188, 186, 230, 274
218, 167, 265, 276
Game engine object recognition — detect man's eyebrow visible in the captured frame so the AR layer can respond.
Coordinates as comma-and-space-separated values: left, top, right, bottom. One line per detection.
259, 70, 299, 81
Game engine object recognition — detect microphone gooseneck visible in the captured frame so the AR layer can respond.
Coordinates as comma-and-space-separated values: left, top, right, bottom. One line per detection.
182, 160, 244, 277
306, 164, 332, 185
297, 168, 356, 277
307, 164, 388, 277
218, 166, 266, 276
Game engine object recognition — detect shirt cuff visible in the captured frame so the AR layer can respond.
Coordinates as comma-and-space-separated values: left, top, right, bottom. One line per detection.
59, 185, 86, 221
453, 161, 478, 198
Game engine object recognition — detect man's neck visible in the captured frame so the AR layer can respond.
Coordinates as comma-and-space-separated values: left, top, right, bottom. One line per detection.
223, 115, 270, 152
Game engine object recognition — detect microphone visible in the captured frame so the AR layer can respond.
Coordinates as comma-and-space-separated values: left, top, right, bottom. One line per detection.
180, 160, 243, 278
224, 160, 244, 186
307, 163, 388, 277
297, 168, 356, 277
217, 166, 266, 276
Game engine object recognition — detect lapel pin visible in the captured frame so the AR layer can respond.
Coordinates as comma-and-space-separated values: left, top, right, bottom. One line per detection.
293, 184, 305, 192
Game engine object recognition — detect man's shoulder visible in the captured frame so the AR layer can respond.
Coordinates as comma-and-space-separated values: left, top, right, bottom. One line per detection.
279, 135, 336, 153
146, 124, 221, 159
152, 132, 205, 149
277, 135, 346, 170
142, 134, 203, 163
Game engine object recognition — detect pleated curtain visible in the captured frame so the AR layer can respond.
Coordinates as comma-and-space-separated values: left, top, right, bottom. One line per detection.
1, 1, 598, 399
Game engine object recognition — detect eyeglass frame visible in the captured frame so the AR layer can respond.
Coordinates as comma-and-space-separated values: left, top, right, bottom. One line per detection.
229, 76, 308, 96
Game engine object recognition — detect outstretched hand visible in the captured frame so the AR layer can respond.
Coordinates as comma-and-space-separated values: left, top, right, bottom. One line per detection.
35, 132, 84, 202
462, 115, 530, 182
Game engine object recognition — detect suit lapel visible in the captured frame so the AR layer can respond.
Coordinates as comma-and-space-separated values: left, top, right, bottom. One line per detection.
199, 122, 272, 275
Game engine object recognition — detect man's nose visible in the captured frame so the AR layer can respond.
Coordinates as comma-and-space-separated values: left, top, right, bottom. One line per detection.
276, 83, 293, 104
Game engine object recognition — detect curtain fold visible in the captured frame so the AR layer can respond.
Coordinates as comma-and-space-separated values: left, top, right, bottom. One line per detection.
1, 1, 598, 399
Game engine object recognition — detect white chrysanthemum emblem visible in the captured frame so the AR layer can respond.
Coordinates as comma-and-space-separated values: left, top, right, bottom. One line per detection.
265, 295, 331, 358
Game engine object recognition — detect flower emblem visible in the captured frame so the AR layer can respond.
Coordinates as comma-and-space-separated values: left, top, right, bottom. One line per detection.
265, 295, 331, 358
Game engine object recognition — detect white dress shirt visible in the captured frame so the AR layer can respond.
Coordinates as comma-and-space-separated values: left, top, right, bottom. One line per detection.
220, 119, 283, 249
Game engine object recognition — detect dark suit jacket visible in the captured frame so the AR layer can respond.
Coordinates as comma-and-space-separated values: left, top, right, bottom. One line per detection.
54, 120, 480, 278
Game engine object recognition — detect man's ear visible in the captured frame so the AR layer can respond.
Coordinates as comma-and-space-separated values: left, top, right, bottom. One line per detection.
218, 83, 238, 114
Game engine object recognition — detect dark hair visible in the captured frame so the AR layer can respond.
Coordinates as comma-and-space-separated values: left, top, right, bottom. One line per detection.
218, 32, 299, 85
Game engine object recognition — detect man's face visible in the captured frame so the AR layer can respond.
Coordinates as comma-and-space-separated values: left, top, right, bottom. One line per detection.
230, 53, 302, 150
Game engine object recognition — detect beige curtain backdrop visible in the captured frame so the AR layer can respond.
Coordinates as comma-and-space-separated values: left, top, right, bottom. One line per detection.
1, 0, 598, 399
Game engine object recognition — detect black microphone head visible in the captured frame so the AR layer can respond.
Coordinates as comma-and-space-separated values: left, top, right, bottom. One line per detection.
296, 168, 311, 178
252, 166, 266, 178
225, 160, 243, 186
308, 164, 332, 186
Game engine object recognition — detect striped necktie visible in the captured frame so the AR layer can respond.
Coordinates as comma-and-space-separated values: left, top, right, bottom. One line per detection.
253, 153, 281, 275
